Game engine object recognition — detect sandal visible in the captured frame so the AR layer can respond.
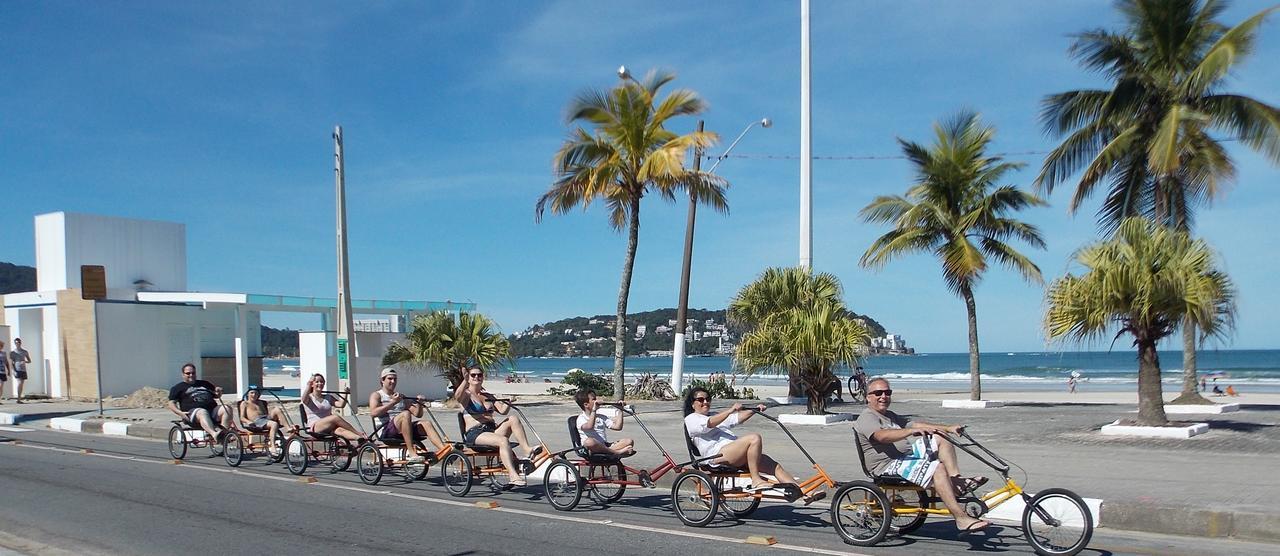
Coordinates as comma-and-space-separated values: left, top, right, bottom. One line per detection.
957, 520, 990, 537
956, 476, 989, 494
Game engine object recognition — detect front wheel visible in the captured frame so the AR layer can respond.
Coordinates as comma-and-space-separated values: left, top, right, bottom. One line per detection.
330, 438, 353, 473
405, 450, 431, 481
284, 437, 309, 475
848, 375, 867, 403
544, 459, 583, 511
1022, 488, 1093, 556
671, 470, 719, 527
222, 433, 244, 467
357, 444, 384, 485
716, 476, 761, 518
588, 463, 626, 504
442, 453, 473, 497
830, 481, 891, 547
167, 426, 187, 460
268, 428, 286, 463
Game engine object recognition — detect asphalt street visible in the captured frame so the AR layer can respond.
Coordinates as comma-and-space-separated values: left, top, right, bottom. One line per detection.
0, 428, 1275, 556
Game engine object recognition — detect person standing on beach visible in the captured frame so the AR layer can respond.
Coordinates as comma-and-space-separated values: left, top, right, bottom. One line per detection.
1067, 375, 1077, 394
9, 338, 31, 403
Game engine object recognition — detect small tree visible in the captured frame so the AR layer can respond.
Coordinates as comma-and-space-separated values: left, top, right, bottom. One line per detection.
1044, 218, 1235, 425
382, 311, 512, 391
729, 267, 869, 415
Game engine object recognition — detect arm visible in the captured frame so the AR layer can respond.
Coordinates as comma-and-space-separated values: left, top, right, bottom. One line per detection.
453, 382, 470, 404
608, 406, 624, 431
167, 400, 185, 418
238, 401, 250, 425
492, 394, 512, 416
332, 387, 350, 409
706, 404, 741, 428
579, 403, 597, 432
368, 392, 389, 418
906, 420, 963, 435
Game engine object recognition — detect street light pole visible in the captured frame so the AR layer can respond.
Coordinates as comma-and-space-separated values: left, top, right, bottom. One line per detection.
670, 117, 770, 391
800, 0, 813, 271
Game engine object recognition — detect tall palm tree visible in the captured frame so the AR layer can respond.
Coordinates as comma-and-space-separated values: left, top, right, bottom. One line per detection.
729, 267, 869, 415
1038, 0, 1280, 402
1045, 217, 1236, 425
860, 111, 1047, 401
382, 311, 512, 391
537, 69, 727, 400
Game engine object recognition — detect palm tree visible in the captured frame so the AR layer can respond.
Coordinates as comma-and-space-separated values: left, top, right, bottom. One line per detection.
729, 267, 869, 415
382, 311, 512, 391
1045, 217, 1235, 425
860, 111, 1046, 401
1038, 0, 1280, 402
537, 68, 727, 400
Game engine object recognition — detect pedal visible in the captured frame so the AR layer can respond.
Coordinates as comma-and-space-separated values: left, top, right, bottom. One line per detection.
638, 470, 655, 489
801, 490, 827, 505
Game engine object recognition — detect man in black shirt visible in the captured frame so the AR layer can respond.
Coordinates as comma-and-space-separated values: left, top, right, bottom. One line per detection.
167, 363, 233, 440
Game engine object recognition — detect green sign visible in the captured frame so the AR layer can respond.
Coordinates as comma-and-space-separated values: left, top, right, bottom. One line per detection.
337, 338, 349, 379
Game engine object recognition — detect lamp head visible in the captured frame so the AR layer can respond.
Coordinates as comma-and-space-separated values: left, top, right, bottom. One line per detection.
617, 65, 631, 80
760, 118, 772, 128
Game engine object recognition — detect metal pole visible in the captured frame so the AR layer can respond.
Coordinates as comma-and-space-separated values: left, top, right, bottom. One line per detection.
799, 0, 813, 271
670, 121, 705, 392
94, 302, 103, 416
334, 126, 357, 413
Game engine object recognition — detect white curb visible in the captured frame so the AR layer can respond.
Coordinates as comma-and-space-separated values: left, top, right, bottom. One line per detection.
102, 422, 131, 436
778, 413, 854, 425
49, 417, 85, 432
1164, 403, 1239, 414
0, 412, 17, 426
1100, 420, 1209, 438
767, 396, 809, 406
941, 400, 1005, 409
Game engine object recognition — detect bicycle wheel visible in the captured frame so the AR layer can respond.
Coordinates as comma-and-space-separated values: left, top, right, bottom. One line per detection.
830, 481, 891, 547
588, 463, 626, 504
1022, 488, 1093, 556
167, 426, 187, 460
268, 428, 286, 463
671, 470, 719, 527
488, 456, 511, 493
330, 437, 353, 473
222, 433, 244, 467
284, 437, 309, 475
887, 487, 928, 535
543, 459, 583, 511
405, 449, 431, 481
208, 431, 225, 457
357, 443, 384, 485
716, 476, 761, 518
442, 452, 473, 497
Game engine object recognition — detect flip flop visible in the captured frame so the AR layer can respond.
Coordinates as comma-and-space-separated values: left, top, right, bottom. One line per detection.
957, 476, 989, 494
510, 478, 528, 487
957, 520, 991, 537
744, 482, 777, 493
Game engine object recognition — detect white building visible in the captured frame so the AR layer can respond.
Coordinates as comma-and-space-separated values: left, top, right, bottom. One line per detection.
0, 212, 469, 400
634, 324, 646, 339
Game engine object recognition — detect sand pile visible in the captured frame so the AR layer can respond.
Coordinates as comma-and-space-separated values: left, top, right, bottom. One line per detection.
112, 386, 171, 409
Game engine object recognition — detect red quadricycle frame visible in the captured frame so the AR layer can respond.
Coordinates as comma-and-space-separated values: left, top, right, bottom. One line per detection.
542, 402, 683, 511
220, 386, 288, 467
282, 389, 359, 476
426, 398, 556, 497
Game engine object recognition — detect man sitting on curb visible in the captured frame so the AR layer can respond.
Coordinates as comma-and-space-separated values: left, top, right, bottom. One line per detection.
167, 363, 234, 441
854, 377, 991, 534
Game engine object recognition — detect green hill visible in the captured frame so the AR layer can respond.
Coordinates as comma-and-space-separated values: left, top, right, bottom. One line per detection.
0, 262, 36, 294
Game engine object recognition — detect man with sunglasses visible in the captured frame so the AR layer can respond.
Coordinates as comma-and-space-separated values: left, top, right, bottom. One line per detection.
853, 377, 990, 534
167, 363, 233, 441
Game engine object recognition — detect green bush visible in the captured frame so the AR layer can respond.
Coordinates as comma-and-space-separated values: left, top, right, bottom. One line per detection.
681, 378, 757, 400
547, 369, 614, 397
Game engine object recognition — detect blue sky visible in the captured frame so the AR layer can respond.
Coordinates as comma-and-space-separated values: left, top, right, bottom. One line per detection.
3, 1, 1278, 352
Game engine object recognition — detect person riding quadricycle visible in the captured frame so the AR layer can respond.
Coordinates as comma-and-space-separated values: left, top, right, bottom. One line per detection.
166, 363, 233, 459
220, 386, 290, 467
441, 367, 552, 496
354, 368, 450, 485
283, 374, 363, 475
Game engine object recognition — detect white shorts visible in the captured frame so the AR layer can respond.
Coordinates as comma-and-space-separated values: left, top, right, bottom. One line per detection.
882, 436, 941, 488
187, 406, 225, 425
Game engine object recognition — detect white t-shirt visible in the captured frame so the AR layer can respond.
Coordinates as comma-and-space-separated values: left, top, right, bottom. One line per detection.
684, 411, 740, 457
576, 410, 616, 445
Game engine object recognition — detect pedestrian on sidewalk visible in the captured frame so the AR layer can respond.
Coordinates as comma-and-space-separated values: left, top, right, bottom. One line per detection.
0, 339, 9, 403
9, 338, 31, 403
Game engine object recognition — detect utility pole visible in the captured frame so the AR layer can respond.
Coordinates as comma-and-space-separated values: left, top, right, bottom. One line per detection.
670, 121, 705, 392
334, 126, 357, 409
800, 0, 813, 271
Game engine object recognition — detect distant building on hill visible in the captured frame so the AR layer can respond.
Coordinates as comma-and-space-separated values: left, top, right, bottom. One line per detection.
869, 333, 914, 355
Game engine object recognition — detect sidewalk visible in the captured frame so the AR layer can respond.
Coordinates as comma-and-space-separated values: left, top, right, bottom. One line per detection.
12, 396, 1280, 544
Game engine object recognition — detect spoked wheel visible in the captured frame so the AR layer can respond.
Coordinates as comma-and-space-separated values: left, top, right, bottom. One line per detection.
167, 426, 187, 460
716, 476, 761, 518
587, 463, 626, 504
330, 438, 353, 473
543, 459, 583, 511
671, 470, 719, 527
442, 453, 474, 497
887, 487, 928, 535
847, 375, 867, 404
222, 433, 244, 467
1022, 488, 1093, 556
830, 481, 892, 547
405, 450, 431, 482
357, 444, 384, 485
488, 456, 511, 493
208, 431, 225, 457
284, 437, 309, 475
268, 428, 286, 463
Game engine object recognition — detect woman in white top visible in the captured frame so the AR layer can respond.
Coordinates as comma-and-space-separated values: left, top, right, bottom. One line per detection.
300, 374, 364, 443
682, 387, 797, 491
574, 389, 633, 456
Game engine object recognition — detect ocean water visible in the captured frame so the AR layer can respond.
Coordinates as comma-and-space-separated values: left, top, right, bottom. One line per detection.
265, 349, 1280, 393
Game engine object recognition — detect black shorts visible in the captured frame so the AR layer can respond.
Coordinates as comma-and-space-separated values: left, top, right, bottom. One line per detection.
13, 371, 26, 381
464, 422, 497, 445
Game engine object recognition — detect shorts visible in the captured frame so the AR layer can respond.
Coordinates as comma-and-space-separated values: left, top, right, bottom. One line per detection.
464, 422, 497, 445
881, 436, 941, 488
0, 373, 6, 382
380, 418, 401, 439
186, 406, 225, 425
13, 370, 26, 381
247, 416, 271, 431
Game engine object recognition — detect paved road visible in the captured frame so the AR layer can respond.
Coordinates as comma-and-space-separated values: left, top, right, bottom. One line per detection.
0, 428, 1275, 556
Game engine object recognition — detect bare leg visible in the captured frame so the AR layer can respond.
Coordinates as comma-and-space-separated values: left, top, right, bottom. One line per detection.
476, 431, 521, 482
314, 415, 364, 442
416, 422, 446, 451
192, 409, 218, 438
495, 417, 538, 458
714, 434, 770, 485
927, 434, 986, 530
756, 454, 797, 485
395, 412, 421, 458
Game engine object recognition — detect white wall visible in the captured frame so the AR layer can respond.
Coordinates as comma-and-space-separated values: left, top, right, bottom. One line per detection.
298, 330, 448, 407
95, 302, 250, 397
35, 212, 187, 298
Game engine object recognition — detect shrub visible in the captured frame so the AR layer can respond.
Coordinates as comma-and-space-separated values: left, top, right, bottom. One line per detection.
681, 378, 758, 400
547, 369, 614, 398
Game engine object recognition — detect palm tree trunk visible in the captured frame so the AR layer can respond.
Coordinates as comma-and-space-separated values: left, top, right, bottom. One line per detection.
612, 199, 641, 400
1136, 338, 1169, 426
960, 284, 982, 401
1171, 318, 1210, 404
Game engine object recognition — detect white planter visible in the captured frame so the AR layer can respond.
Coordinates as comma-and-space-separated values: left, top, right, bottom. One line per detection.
49, 417, 84, 432
1100, 420, 1209, 439
1164, 403, 1239, 414
102, 422, 131, 436
778, 413, 854, 426
941, 400, 1004, 409
0, 412, 16, 426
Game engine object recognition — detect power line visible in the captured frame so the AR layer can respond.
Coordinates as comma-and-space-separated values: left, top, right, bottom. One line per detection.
703, 150, 1054, 161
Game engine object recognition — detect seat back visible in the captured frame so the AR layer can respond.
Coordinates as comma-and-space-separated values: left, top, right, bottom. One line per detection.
566, 416, 584, 449
298, 402, 309, 429
456, 412, 468, 439
681, 419, 702, 462
851, 428, 875, 478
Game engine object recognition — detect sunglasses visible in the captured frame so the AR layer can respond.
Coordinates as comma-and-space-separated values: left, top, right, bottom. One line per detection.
692, 396, 710, 403
868, 389, 893, 397
469, 373, 483, 378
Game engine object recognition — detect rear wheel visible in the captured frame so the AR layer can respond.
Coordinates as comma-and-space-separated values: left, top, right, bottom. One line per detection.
167, 426, 187, 460
284, 437, 308, 475
887, 487, 928, 535
442, 453, 473, 497
330, 438, 353, 473
222, 433, 244, 467
544, 459, 583, 511
671, 470, 719, 527
830, 481, 891, 547
716, 476, 761, 518
405, 450, 430, 481
588, 463, 626, 504
1022, 488, 1093, 556
357, 444, 384, 485
268, 428, 286, 463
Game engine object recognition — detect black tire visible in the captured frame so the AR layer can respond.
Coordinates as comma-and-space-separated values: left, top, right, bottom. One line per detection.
208, 431, 225, 457
405, 449, 431, 481
715, 477, 761, 518
671, 470, 719, 527
488, 456, 511, 493
544, 459, 583, 511
284, 437, 309, 475
222, 433, 244, 467
887, 487, 928, 535
442, 452, 473, 497
167, 426, 187, 460
330, 438, 353, 473
1022, 488, 1093, 556
848, 375, 867, 404
357, 444, 384, 485
268, 428, 286, 463
588, 463, 626, 504
830, 481, 892, 547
